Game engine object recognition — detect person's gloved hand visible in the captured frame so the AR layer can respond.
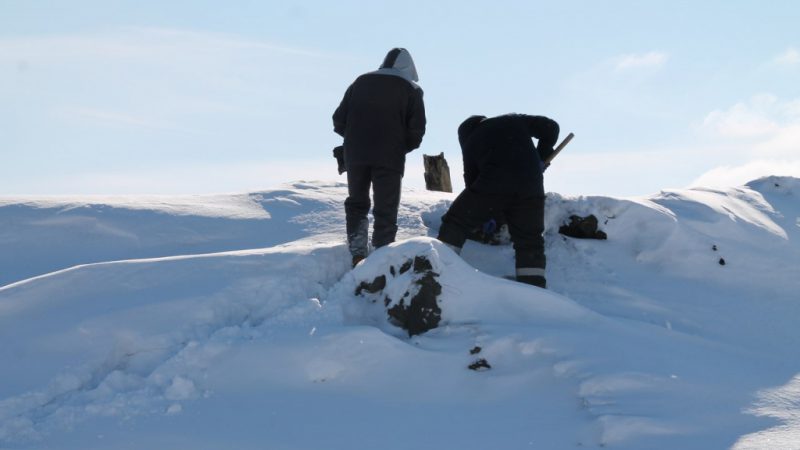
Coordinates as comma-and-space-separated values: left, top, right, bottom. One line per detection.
539, 160, 549, 173
481, 218, 497, 235
333, 145, 346, 175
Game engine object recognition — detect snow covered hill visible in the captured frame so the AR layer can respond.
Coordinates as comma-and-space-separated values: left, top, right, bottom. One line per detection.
1, 177, 798, 449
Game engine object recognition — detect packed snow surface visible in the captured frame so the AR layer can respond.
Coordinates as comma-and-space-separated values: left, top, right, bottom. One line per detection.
1, 177, 799, 449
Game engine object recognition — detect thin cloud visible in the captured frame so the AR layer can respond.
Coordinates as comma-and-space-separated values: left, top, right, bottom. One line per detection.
1, 26, 352, 150
690, 160, 800, 189
693, 94, 800, 188
702, 105, 780, 138
701, 94, 788, 139
0, 27, 336, 63
125, 27, 334, 58
59, 106, 200, 134
614, 52, 668, 71
25, 159, 343, 195
753, 123, 800, 158
774, 47, 800, 66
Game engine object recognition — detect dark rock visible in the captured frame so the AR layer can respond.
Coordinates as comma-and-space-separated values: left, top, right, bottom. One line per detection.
712, 245, 718, 251
390, 265, 396, 277
719, 258, 726, 266
468, 359, 491, 371
413, 255, 433, 273
355, 275, 386, 295
388, 271, 442, 336
558, 214, 608, 240
469, 346, 482, 355
354, 256, 443, 337
386, 299, 408, 326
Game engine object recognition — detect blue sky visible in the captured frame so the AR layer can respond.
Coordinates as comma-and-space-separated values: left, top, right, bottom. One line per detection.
2, 0, 799, 196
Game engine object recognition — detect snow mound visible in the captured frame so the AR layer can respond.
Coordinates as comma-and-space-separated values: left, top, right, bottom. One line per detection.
331, 238, 593, 337
0, 183, 343, 287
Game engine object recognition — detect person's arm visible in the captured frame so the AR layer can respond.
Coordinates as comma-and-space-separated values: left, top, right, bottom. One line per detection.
405, 87, 426, 152
463, 151, 479, 188
457, 115, 485, 188
332, 84, 353, 137
521, 115, 559, 162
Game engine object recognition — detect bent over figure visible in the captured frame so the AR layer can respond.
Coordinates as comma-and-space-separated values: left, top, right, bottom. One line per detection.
333, 48, 427, 267
437, 114, 559, 288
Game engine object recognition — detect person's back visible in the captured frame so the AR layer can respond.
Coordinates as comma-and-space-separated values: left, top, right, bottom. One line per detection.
460, 114, 557, 196
337, 74, 421, 170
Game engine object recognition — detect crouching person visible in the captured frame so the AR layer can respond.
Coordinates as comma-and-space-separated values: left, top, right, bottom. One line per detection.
437, 114, 559, 288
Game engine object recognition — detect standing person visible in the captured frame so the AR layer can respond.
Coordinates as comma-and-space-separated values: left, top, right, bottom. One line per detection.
437, 114, 559, 288
333, 48, 427, 267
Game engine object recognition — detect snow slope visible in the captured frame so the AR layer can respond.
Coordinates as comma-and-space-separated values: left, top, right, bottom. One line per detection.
1, 177, 798, 449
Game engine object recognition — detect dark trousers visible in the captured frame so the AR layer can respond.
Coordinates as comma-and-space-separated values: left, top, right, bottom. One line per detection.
438, 189, 547, 287
345, 165, 403, 258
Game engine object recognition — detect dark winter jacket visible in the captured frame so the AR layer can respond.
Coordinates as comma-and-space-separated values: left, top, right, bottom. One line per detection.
458, 114, 559, 196
332, 48, 426, 173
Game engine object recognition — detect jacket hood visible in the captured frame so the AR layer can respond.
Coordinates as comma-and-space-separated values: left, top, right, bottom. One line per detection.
372, 48, 419, 84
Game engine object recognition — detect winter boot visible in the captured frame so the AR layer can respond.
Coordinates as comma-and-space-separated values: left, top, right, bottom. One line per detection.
352, 254, 365, 268
517, 275, 546, 289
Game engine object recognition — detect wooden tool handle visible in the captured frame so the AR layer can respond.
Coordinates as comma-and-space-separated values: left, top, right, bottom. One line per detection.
544, 132, 574, 165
